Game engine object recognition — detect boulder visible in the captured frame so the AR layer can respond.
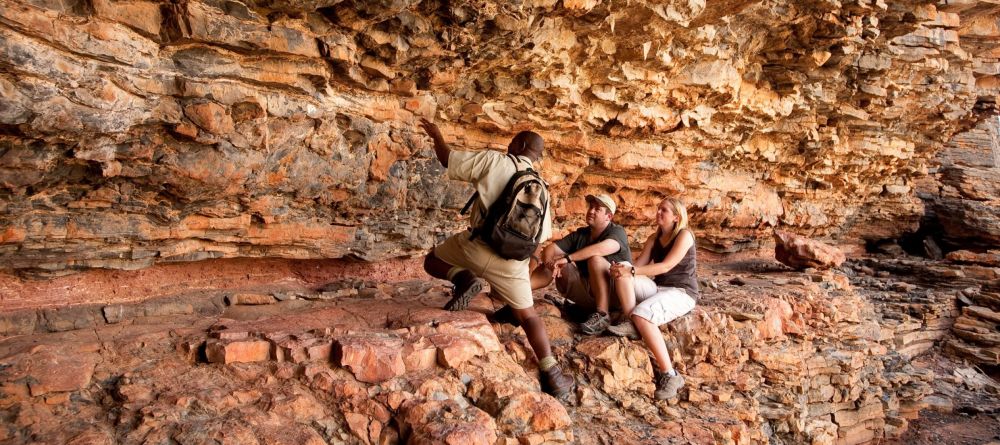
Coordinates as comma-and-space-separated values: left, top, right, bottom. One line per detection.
335, 336, 406, 383
774, 230, 847, 270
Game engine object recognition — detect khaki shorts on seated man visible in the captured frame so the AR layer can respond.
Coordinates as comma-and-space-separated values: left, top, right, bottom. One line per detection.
531, 194, 632, 335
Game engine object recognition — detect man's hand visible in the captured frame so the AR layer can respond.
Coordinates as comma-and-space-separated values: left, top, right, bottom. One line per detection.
609, 261, 631, 280
550, 255, 569, 279
419, 118, 442, 140
419, 118, 449, 167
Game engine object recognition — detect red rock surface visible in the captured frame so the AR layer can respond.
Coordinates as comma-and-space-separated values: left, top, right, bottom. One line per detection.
0, 257, 425, 312
336, 336, 407, 383
0, 0, 998, 443
2, 255, 997, 444
774, 230, 847, 270
919, 117, 1000, 250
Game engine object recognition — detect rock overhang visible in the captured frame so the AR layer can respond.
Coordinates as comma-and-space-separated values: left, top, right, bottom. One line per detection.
0, 0, 998, 274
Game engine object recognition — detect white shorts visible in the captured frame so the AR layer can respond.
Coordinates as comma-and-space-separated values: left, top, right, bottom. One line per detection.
630, 276, 696, 326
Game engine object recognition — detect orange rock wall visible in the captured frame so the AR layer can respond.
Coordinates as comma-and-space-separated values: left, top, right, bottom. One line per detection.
0, 0, 998, 277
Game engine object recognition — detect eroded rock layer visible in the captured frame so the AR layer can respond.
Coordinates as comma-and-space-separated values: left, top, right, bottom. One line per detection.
919, 116, 1000, 249
0, 259, 980, 445
0, 0, 998, 274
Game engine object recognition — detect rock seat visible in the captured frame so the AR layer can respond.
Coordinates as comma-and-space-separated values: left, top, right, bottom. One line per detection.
3, 259, 996, 444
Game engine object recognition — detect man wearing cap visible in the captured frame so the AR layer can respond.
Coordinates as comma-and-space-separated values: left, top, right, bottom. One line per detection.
531, 193, 632, 335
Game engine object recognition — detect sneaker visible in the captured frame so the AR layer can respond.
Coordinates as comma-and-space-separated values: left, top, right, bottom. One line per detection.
488, 305, 520, 326
608, 321, 640, 340
579, 311, 610, 335
445, 270, 486, 311
540, 364, 575, 399
654, 373, 685, 400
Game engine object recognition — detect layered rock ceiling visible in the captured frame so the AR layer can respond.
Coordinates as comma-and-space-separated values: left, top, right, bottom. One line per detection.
0, 0, 999, 275
4, 2, 1000, 444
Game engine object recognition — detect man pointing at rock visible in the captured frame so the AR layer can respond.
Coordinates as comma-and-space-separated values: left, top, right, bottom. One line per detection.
418, 118, 575, 400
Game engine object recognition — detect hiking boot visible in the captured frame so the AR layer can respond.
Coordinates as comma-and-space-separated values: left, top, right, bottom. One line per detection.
446, 270, 486, 311
579, 311, 610, 335
654, 373, 685, 400
608, 321, 640, 340
540, 365, 575, 399
488, 305, 520, 326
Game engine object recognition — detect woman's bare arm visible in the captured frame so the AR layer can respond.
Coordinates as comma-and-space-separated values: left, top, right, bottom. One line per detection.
633, 232, 657, 267
635, 230, 693, 277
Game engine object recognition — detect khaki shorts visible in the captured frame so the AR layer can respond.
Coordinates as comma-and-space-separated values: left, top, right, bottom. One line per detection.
631, 276, 696, 326
433, 230, 533, 310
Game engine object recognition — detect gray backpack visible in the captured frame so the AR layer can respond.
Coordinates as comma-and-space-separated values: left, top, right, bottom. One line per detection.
461, 155, 548, 261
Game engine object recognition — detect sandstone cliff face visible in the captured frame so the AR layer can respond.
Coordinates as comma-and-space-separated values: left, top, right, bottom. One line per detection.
919, 116, 1000, 249
0, 0, 998, 274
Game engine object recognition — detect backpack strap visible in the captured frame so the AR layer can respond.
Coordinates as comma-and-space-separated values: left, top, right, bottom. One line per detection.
508, 153, 533, 173
462, 154, 531, 216
460, 192, 478, 215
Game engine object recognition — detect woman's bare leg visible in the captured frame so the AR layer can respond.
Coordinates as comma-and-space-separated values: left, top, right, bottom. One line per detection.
614, 274, 637, 316
633, 314, 673, 374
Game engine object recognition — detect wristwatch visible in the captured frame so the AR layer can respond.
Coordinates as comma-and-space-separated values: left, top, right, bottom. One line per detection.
630, 266, 636, 276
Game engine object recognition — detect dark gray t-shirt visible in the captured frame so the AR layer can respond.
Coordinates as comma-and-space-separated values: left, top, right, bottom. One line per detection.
555, 223, 632, 277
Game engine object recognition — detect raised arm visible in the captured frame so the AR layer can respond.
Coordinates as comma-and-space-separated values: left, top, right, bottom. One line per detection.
420, 118, 450, 167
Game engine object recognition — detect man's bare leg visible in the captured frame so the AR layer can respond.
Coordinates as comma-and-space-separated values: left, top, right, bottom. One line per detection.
530, 244, 560, 290
530, 264, 554, 290
586, 256, 612, 313
424, 249, 484, 311
423, 250, 453, 280
514, 306, 574, 398
513, 306, 551, 358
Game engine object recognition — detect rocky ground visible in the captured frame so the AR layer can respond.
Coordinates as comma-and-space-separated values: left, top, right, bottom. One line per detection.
1, 252, 998, 445
884, 351, 1000, 445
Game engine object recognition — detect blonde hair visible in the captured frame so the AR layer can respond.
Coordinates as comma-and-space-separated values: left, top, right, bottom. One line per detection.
659, 197, 689, 243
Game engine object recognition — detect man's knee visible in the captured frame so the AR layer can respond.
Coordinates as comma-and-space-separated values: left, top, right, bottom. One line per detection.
423, 249, 453, 280
586, 256, 611, 276
423, 250, 437, 274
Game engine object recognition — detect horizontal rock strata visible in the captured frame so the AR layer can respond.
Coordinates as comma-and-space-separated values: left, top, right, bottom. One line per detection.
851, 254, 1000, 378
918, 116, 1000, 250
947, 294, 1000, 365
0, 0, 998, 274
0, 256, 427, 314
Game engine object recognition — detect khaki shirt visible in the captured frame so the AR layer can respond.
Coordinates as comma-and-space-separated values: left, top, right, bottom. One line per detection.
447, 150, 553, 243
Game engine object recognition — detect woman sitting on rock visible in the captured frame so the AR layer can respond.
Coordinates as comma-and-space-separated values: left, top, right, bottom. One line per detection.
608, 197, 698, 400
